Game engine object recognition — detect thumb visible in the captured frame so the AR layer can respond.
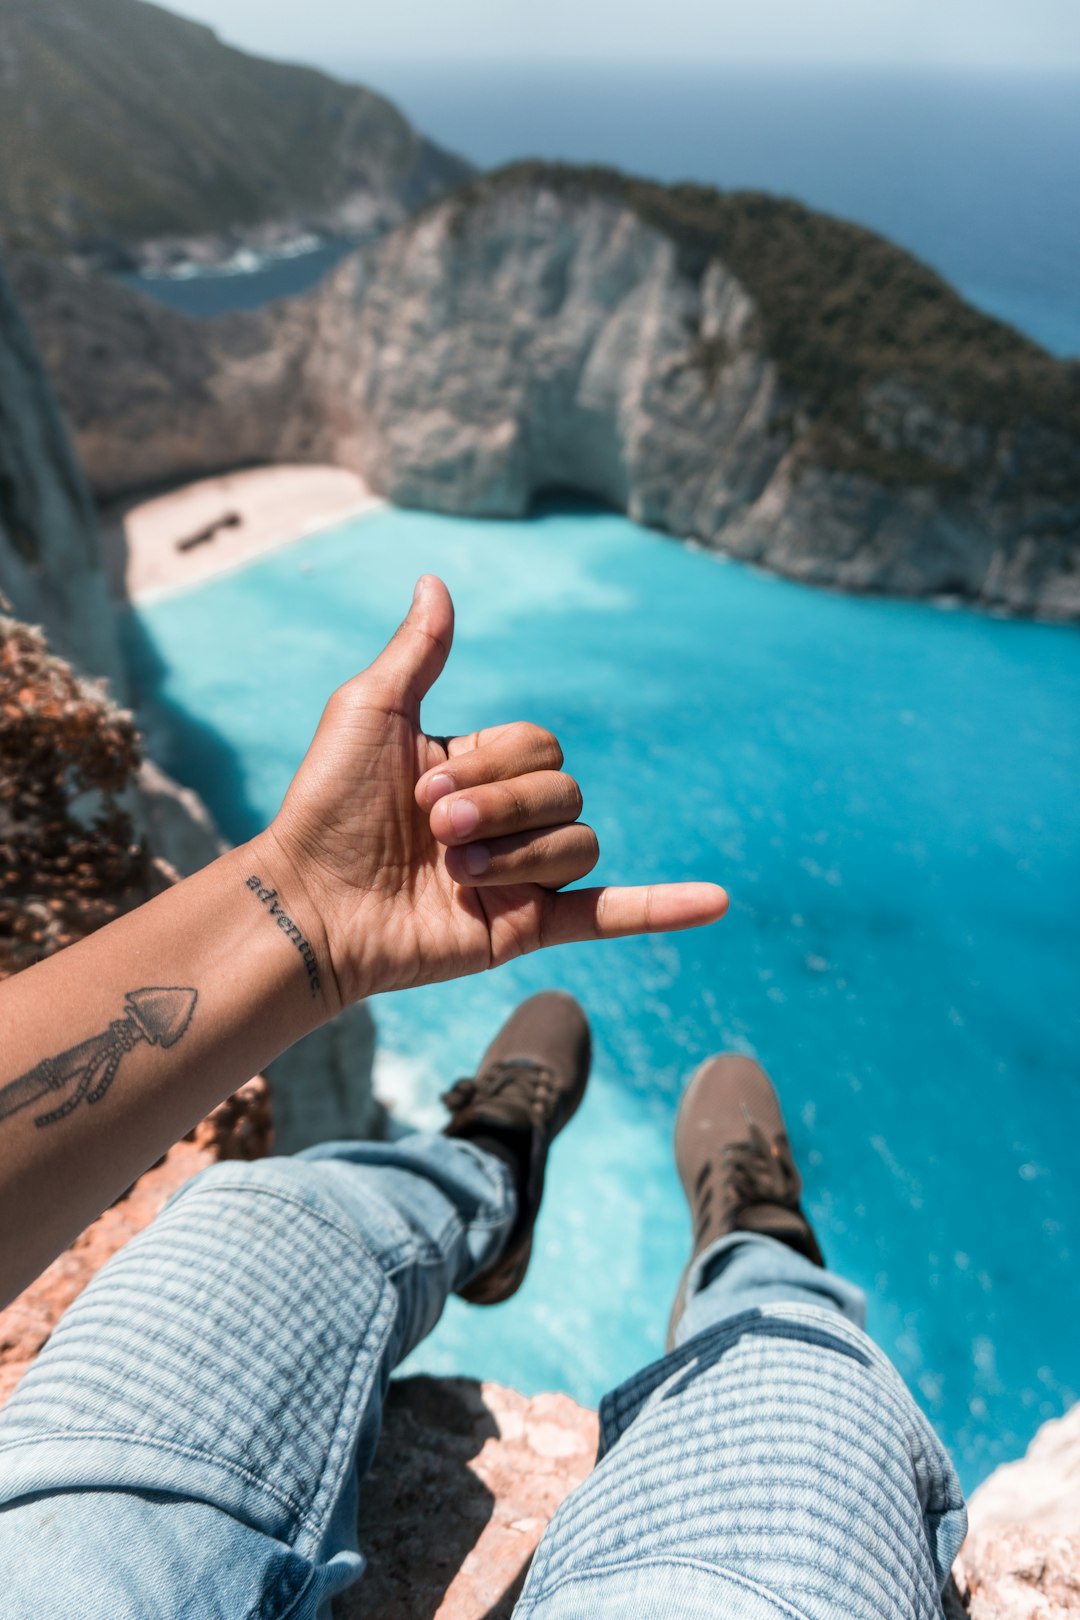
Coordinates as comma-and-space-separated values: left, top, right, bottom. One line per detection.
366, 576, 455, 710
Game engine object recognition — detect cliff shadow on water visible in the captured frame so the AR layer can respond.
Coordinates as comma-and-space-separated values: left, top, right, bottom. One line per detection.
119, 606, 265, 845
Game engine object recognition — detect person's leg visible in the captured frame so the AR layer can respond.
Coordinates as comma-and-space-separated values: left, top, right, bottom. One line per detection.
0, 1134, 512, 1619
515, 1056, 966, 1620
0, 991, 590, 1620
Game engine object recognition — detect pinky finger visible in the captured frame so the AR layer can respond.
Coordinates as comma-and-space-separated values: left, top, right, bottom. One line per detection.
543, 882, 729, 946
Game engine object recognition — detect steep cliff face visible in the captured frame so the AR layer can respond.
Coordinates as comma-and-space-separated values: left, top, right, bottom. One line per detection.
318, 167, 1080, 618
0, 0, 470, 264
0, 255, 125, 683
5, 252, 327, 501
10, 167, 1080, 617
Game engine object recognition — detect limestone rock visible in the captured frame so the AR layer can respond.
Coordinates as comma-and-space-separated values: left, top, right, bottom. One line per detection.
342, 1377, 599, 1619
0, 1074, 272, 1407
0, 254, 124, 685
317, 167, 1079, 620
5, 250, 327, 502
12, 165, 1078, 618
953, 1404, 1080, 1618
135, 757, 230, 880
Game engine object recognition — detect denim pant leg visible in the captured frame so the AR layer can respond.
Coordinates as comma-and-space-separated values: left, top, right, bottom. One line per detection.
514, 1233, 967, 1620
0, 1134, 515, 1620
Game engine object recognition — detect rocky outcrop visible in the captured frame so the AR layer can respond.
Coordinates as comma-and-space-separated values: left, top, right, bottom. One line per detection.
4, 251, 325, 502
344, 1378, 598, 1619
0, 612, 148, 976
10, 167, 1079, 617
315, 167, 1080, 619
0, 0, 470, 266
954, 1404, 1080, 1618
0, 255, 124, 684
135, 758, 230, 881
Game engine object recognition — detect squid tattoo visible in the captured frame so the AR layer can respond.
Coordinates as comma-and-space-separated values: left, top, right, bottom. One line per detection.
0, 987, 197, 1129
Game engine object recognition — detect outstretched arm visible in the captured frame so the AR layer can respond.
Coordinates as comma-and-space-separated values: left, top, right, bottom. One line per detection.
0, 577, 727, 1304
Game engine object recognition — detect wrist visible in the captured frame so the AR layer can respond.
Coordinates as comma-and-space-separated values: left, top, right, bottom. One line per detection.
241, 828, 347, 1018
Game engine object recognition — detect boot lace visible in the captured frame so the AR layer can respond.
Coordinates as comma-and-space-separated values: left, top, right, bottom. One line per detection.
693, 1122, 798, 1245
441, 1058, 558, 1126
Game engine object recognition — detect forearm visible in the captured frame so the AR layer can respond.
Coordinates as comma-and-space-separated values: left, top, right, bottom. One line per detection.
0, 833, 331, 1306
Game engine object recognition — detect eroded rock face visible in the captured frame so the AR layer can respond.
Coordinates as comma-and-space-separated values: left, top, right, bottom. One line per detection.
12, 168, 1078, 617
954, 1404, 1080, 1618
5, 251, 329, 503
0, 255, 124, 684
315, 170, 1079, 619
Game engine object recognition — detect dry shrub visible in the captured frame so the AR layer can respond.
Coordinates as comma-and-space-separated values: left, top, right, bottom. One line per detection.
0, 614, 148, 979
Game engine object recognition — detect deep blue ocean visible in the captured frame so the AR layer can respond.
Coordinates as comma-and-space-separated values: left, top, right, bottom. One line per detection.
132, 65, 1080, 360
125, 507, 1080, 1493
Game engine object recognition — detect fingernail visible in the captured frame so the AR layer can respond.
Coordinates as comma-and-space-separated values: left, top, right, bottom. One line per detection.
413, 575, 431, 603
450, 797, 480, 836
427, 772, 454, 804
464, 843, 491, 877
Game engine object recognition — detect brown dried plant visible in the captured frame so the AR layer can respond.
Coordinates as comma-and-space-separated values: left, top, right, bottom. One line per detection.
0, 615, 148, 980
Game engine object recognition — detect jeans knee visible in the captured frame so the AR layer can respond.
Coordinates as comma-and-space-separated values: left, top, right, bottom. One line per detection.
170, 1154, 328, 1216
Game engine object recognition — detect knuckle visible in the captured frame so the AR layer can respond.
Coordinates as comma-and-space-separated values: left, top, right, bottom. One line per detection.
502, 781, 531, 825
517, 721, 562, 767
579, 825, 600, 872
324, 685, 351, 721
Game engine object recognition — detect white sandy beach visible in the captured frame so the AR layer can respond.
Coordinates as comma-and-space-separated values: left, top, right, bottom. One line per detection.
111, 465, 384, 602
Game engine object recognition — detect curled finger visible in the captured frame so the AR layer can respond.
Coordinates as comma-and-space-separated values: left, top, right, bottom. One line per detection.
416, 722, 564, 810
446, 823, 600, 889
429, 770, 584, 847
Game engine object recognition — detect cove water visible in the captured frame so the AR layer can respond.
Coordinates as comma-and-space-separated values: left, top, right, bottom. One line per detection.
125, 507, 1080, 1492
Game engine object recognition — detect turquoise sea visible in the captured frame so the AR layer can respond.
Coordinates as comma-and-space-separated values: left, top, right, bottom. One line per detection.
125, 505, 1080, 1493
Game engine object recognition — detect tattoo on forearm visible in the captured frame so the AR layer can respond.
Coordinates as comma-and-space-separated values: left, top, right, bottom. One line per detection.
0, 987, 197, 1131
245, 876, 321, 996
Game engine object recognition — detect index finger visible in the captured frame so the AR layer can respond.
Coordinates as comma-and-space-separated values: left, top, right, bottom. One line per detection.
542, 882, 729, 946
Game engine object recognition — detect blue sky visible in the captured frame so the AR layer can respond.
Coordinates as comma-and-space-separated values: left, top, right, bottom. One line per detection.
163, 0, 1080, 71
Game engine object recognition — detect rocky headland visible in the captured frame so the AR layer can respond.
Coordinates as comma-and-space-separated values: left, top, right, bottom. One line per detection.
0, 0, 470, 270
8, 164, 1080, 617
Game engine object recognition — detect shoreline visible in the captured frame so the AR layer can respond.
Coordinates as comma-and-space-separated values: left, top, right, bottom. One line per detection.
105, 465, 1075, 628
104, 465, 385, 605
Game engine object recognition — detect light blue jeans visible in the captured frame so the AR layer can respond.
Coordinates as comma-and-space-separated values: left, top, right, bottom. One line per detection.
0, 1135, 966, 1618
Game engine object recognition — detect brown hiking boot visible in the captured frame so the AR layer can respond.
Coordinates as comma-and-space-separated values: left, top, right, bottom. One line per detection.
442, 991, 591, 1305
667, 1054, 824, 1347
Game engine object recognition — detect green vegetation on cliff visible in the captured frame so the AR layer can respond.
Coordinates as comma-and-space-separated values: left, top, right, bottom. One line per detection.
445, 163, 1080, 502
0, 0, 470, 256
